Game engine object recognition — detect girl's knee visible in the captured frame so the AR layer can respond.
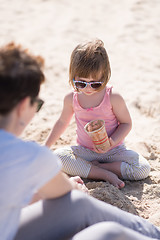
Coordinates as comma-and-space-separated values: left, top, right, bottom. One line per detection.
133, 161, 150, 180
136, 156, 151, 180
54, 148, 91, 178
121, 159, 150, 180
54, 147, 72, 156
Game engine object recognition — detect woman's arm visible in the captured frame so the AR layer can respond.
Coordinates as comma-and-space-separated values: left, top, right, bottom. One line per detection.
45, 92, 74, 148
110, 91, 132, 147
30, 172, 88, 204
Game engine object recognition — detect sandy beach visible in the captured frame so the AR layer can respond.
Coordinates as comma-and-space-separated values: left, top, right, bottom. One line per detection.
1, 0, 160, 227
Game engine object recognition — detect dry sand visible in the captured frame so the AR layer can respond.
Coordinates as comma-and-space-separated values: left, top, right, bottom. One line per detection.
1, 0, 160, 227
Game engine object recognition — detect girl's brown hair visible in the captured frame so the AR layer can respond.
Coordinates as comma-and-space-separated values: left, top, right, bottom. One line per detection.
69, 39, 111, 91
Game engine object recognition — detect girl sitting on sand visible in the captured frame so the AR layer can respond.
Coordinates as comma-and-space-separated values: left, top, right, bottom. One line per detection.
45, 39, 150, 189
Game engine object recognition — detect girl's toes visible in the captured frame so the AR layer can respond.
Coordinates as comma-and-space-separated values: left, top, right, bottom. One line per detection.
118, 181, 125, 189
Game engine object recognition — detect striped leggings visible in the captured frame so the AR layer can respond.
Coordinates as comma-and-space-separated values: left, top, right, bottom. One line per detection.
54, 144, 150, 180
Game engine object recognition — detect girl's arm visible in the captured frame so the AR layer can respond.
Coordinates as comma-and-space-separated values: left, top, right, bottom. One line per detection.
45, 92, 74, 148
109, 91, 132, 147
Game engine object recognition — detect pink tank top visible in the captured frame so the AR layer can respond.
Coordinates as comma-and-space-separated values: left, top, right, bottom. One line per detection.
73, 85, 123, 150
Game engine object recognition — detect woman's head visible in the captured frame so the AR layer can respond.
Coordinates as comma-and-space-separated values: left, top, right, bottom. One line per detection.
0, 42, 45, 116
69, 39, 111, 91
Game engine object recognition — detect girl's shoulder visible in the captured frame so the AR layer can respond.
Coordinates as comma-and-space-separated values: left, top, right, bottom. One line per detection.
64, 91, 74, 106
110, 88, 126, 106
64, 91, 74, 99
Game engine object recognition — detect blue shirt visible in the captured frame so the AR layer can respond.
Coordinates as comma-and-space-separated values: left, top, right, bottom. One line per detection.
0, 130, 61, 240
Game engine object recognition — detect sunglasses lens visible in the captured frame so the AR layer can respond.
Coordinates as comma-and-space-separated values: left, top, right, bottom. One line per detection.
36, 99, 44, 112
74, 81, 86, 89
31, 98, 44, 112
90, 82, 102, 89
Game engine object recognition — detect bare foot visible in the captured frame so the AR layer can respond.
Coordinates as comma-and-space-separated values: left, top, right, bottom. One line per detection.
106, 170, 125, 189
88, 165, 125, 189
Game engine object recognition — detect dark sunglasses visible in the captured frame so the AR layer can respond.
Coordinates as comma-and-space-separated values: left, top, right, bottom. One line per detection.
31, 97, 44, 112
73, 79, 103, 89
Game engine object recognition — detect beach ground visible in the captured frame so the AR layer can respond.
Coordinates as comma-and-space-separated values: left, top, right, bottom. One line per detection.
1, 0, 160, 227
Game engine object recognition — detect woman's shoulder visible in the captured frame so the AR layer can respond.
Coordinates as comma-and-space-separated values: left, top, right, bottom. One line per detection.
22, 141, 62, 172
19, 139, 53, 160
0, 131, 60, 169
8, 135, 56, 161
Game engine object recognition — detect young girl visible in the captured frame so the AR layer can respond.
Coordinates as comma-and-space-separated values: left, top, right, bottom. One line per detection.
45, 39, 150, 189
